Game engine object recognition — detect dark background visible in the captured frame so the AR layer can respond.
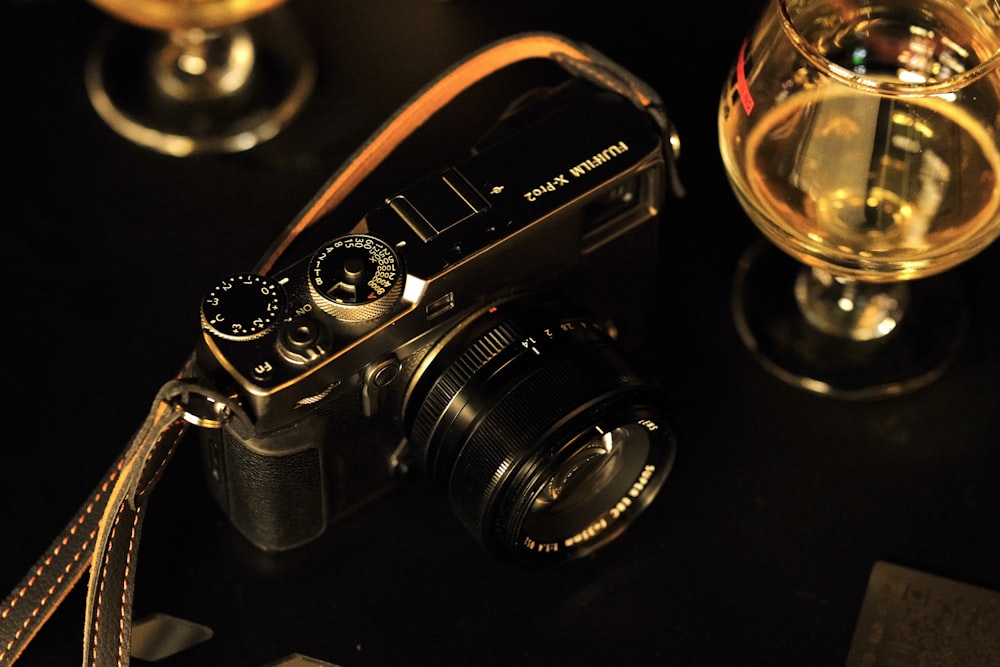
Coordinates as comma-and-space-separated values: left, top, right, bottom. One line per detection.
3, 0, 998, 665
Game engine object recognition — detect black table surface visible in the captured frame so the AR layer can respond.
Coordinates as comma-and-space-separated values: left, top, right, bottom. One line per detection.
3, 1, 999, 665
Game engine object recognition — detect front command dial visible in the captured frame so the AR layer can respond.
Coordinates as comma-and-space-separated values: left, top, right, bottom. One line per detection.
201, 273, 288, 341
308, 234, 404, 322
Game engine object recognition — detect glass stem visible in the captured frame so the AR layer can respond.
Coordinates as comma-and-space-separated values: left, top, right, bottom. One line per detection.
793, 266, 910, 341
151, 25, 256, 102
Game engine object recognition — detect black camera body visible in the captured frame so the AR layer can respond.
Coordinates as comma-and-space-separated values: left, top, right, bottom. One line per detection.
195, 79, 678, 564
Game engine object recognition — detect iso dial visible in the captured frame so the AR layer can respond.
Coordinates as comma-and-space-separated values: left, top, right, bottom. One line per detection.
201, 273, 288, 341
308, 235, 403, 322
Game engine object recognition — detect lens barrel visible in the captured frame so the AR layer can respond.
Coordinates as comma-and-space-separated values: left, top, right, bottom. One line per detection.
404, 300, 676, 564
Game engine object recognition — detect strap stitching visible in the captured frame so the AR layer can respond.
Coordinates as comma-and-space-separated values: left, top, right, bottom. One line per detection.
90, 502, 124, 667
0, 464, 122, 663
117, 509, 142, 667
136, 424, 184, 500
87, 419, 181, 667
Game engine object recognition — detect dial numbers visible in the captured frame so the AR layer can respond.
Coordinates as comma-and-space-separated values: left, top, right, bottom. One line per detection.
201, 273, 288, 340
308, 235, 404, 322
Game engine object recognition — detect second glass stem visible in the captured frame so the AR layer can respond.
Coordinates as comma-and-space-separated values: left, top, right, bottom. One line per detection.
794, 266, 910, 341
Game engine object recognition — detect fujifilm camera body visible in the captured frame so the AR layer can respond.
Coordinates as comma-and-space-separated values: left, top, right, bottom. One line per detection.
194, 78, 678, 565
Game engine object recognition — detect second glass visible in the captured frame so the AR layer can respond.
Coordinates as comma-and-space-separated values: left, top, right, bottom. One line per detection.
719, 0, 1000, 398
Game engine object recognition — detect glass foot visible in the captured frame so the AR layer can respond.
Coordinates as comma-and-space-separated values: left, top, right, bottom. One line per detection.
85, 8, 316, 157
732, 240, 968, 399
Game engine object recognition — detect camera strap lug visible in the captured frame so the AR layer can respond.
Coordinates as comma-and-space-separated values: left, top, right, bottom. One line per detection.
552, 49, 684, 200
160, 378, 254, 440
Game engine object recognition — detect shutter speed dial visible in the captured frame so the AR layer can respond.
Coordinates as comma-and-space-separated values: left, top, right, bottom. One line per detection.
201, 274, 288, 341
308, 235, 404, 322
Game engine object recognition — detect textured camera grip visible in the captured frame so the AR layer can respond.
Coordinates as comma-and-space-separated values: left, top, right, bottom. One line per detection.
208, 431, 326, 552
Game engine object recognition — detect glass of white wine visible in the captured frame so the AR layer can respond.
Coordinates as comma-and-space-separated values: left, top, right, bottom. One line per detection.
85, 0, 316, 157
719, 0, 1000, 398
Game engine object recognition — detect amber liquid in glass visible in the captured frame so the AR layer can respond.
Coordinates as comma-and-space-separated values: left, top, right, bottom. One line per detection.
719, 1, 1000, 282
90, 0, 286, 30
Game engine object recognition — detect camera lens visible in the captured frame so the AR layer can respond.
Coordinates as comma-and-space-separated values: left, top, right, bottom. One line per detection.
404, 300, 676, 564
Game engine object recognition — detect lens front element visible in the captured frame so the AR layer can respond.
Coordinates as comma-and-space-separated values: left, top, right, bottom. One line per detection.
405, 301, 676, 565
522, 422, 660, 554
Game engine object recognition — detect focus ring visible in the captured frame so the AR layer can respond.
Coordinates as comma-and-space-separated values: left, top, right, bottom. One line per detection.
408, 319, 525, 462
445, 353, 622, 533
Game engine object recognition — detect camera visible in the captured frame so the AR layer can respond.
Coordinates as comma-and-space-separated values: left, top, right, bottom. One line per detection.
194, 77, 678, 565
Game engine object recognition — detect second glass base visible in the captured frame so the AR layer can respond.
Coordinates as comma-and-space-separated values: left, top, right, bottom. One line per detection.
732, 240, 968, 399
85, 9, 316, 157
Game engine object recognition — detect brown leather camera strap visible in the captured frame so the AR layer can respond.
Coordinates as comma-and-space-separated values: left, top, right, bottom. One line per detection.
0, 31, 678, 666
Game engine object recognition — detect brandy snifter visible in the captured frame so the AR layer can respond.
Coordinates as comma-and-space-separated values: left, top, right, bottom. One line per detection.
719, 0, 1000, 398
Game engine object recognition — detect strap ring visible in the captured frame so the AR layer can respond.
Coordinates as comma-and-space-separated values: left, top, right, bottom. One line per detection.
158, 378, 253, 439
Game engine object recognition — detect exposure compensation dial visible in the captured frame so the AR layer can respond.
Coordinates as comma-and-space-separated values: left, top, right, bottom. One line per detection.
201, 273, 288, 341
308, 235, 404, 322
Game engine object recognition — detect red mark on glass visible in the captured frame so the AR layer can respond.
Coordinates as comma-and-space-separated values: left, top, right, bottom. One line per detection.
737, 38, 755, 115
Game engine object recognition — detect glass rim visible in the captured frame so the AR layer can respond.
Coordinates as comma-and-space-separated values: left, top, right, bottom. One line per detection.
778, 0, 1000, 95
